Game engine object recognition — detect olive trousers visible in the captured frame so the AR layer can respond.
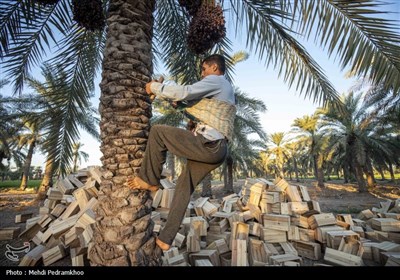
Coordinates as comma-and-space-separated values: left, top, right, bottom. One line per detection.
139, 124, 227, 245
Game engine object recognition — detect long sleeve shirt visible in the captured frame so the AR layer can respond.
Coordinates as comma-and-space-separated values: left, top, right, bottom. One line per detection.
150, 75, 235, 140
150, 75, 235, 104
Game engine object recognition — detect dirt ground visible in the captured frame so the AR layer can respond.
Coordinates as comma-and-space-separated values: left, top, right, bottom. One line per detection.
0, 178, 399, 267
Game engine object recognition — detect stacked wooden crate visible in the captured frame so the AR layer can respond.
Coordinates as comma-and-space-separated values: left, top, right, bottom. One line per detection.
167, 178, 399, 267
12, 173, 400, 267
17, 167, 102, 266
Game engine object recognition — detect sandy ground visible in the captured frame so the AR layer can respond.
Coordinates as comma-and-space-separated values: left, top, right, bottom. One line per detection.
0, 178, 399, 267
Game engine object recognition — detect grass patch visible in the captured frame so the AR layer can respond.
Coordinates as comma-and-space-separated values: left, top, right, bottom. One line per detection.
0, 180, 41, 190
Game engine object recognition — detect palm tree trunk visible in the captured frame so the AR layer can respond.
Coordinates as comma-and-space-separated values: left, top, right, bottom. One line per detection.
389, 163, 395, 182
354, 163, 367, 192
223, 162, 227, 186
316, 166, 325, 188
377, 167, 385, 180
343, 165, 350, 183
279, 160, 285, 179
72, 153, 78, 173
364, 156, 375, 188
88, 0, 159, 267
313, 155, 318, 180
293, 158, 300, 182
316, 155, 325, 188
19, 140, 36, 191
201, 172, 212, 197
36, 156, 54, 201
224, 155, 234, 194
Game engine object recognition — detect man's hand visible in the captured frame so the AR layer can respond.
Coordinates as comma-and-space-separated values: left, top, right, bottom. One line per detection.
145, 81, 154, 95
146, 76, 164, 101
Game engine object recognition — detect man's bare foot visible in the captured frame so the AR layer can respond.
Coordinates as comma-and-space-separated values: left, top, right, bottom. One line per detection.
126, 176, 159, 192
156, 238, 170, 251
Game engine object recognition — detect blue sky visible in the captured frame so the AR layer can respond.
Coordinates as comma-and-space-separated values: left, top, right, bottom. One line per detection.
1, 2, 399, 169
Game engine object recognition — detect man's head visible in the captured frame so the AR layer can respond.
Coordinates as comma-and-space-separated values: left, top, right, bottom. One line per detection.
201, 54, 226, 79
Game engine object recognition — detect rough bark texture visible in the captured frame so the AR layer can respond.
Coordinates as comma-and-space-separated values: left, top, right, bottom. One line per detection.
364, 156, 376, 188
314, 155, 325, 188
19, 140, 36, 190
89, 0, 160, 266
389, 163, 395, 182
36, 157, 54, 201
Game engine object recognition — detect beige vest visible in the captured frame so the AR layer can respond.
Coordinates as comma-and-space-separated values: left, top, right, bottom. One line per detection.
185, 98, 236, 141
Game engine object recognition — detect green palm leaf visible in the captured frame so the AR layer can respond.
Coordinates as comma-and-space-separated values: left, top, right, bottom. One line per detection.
228, 0, 340, 106
295, 0, 400, 93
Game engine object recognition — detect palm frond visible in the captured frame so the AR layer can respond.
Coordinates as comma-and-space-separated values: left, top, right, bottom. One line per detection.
0, 0, 36, 56
25, 64, 97, 176
1, 1, 68, 94
228, 0, 340, 107
48, 24, 105, 103
295, 0, 400, 93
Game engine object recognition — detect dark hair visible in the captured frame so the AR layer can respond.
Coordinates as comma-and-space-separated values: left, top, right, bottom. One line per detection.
202, 54, 226, 74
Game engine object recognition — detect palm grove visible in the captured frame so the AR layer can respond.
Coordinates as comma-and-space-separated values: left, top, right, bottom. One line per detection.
1, 0, 399, 266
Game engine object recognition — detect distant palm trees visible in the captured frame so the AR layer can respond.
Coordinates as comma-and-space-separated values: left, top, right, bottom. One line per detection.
14, 64, 100, 197
72, 142, 89, 173
18, 119, 42, 190
319, 92, 400, 191
291, 114, 326, 188
263, 90, 400, 192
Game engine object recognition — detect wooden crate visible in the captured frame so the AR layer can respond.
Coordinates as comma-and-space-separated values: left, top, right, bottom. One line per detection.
288, 202, 309, 215
42, 244, 66, 266
285, 185, 302, 202
308, 213, 336, 229
315, 225, 344, 243
326, 230, 359, 250
338, 236, 363, 257
291, 215, 309, 229
19, 245, 46, 266
371, 218, 400, 232
0, 227, 21, 240
249, 239, 268, 266
261, 228, 287, 243
288, 226, 300, 241
270, 254, 302, 266
231, 239, 248, 266
299, 228, 315, 242
15, 213, 33, 224
292, 240, 322, 260
263, 214, 290, 231
206, 238, 229, 255
189, 250, 220, 266
324, 247, 363, 266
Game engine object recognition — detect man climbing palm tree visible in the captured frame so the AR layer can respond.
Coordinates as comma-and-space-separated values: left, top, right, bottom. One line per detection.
126, 54, 236, 251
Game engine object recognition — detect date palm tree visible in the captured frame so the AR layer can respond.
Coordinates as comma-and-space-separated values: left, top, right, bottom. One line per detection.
265, 132, 290, 179
2, 0, 399, 266
0, 95, 25, 171
319, 92, 400, 192
17, 119, 42, 190
71, 142, 89, 173
291, 114, 326, 187
23, 64, 99, 199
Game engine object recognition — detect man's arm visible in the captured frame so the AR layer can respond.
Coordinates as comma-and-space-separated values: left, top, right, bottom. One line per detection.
146, 75, 222, 102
